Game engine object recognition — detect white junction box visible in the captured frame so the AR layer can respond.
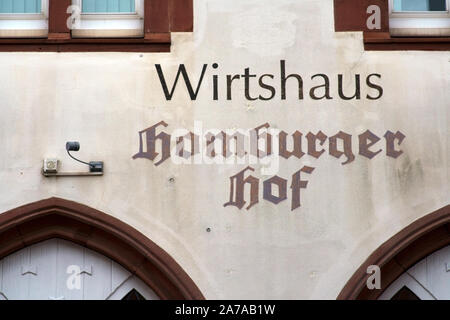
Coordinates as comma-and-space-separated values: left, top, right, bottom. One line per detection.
43, 158, 59, 174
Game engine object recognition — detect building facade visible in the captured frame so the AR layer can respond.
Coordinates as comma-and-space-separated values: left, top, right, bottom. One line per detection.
0, 0, 448, 300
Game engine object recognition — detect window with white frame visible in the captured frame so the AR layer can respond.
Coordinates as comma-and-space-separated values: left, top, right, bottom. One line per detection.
71, 0, 144, 38
389, 0, 450, 36
0, 0, 48, 38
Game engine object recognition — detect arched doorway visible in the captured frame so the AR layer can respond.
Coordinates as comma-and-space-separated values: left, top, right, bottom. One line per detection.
0, 238, 158, 300
378, 245, 450, 300
338, 204, 450, 300
0, 197, 204, 300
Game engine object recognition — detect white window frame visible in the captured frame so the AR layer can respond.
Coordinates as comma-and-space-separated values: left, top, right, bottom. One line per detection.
0, 0, 48, 38
389, 0, 450, 36
71, 0, 144, 38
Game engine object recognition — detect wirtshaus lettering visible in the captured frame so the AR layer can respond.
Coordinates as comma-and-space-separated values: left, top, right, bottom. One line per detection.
155, 60, 383, 101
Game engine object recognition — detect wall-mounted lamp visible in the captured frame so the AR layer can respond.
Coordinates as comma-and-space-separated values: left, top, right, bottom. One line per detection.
66, 141, 103, 173
43, 141, 104, 177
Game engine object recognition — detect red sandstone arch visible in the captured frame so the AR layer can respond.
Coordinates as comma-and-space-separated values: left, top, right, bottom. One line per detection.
338, 204, 450, 299
0, 197, 204, 300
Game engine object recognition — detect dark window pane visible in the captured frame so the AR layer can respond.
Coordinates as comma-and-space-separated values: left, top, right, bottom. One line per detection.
391, 286, 421, 300
429, 0, 446, 10
121, 289, 146, 300
394, 0, 446, 11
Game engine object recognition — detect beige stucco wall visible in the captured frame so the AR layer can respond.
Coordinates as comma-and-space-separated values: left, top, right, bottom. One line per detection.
0, 0, 448, 299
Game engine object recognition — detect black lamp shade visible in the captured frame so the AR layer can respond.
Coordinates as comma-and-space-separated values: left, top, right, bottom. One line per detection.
66, 141, 80, 151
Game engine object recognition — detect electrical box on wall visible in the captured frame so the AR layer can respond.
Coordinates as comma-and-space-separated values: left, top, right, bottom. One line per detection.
43, 159, 59, 174
42, 142, 104, 177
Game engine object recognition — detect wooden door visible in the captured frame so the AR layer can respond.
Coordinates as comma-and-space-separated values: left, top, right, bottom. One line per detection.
379, 245, 450, 300
0, 238, 159, 300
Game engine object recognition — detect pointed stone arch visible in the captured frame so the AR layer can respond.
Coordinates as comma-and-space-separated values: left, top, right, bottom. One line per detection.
338, 204, 450, 299
0, 197, 204, 300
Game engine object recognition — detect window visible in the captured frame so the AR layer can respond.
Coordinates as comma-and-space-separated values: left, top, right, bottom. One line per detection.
393, 0, 446, 11
71, 0, 144, 38
390, 286, 420, 300
81, 0, 136, 13
0, 0, 42, 13
389, 0, 450, 36
121, 289, 146, 300
334, 0, 450, 51
0, 0, 48, 38
0, 0, 193, 52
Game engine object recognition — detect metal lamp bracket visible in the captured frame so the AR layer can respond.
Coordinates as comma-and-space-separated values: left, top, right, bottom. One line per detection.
42, 142, 104, 177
